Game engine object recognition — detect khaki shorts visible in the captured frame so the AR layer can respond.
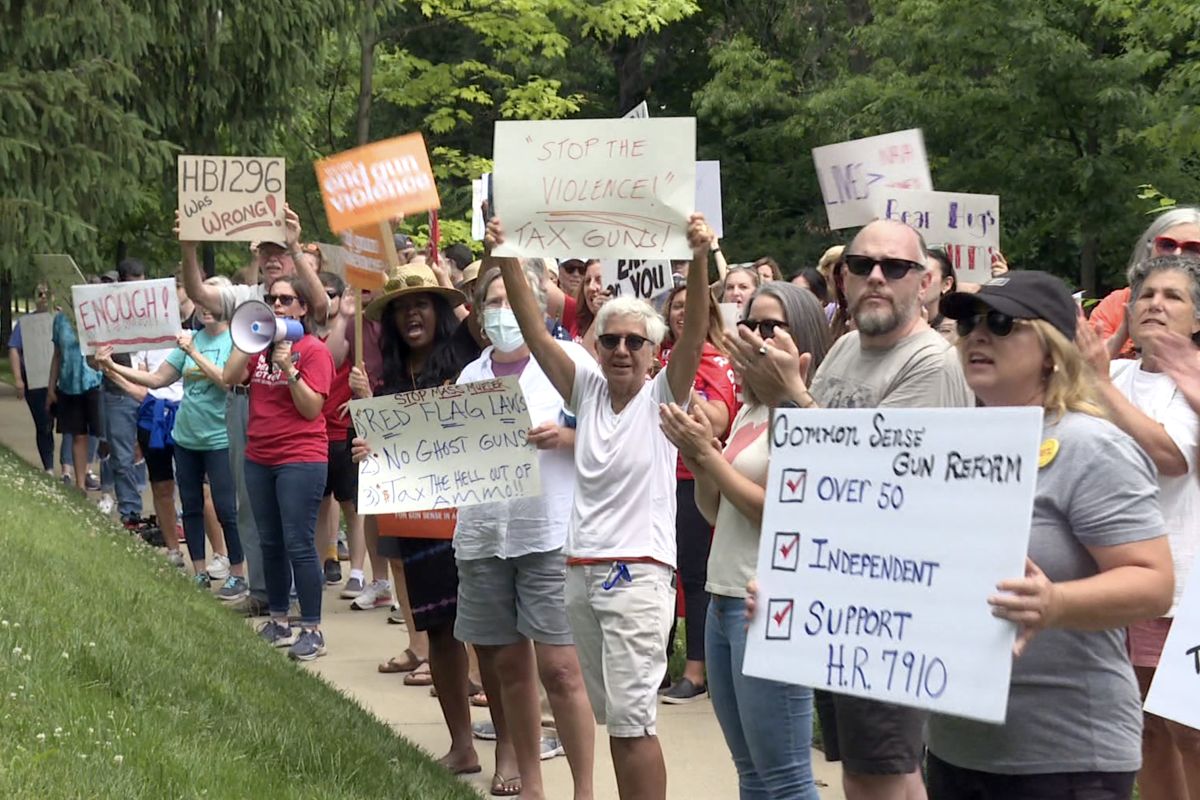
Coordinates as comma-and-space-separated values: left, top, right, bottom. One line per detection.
565, 561, 674, 738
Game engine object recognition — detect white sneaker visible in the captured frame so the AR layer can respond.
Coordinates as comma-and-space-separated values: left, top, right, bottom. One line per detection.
206, 553, 231, 581
97, 494, 114, 515
349, 579, 392, 610
166, 549, 186, 568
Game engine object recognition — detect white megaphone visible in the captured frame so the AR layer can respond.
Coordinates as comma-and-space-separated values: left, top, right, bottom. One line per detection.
230, 300, 305, 354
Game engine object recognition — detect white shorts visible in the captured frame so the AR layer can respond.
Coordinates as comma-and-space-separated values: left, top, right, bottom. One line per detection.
565, 561, 674, 738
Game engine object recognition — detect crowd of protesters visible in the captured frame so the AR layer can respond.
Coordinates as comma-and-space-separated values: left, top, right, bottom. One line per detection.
8, 193, 1200, 800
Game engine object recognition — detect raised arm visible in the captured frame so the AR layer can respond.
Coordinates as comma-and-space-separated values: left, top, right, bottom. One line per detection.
94, 345, 180, 390
176, 332, 228, 390
485, 217, 576, 403
177, 212, 223, 314
666, 214, 714, 403
285, 205, 329, 323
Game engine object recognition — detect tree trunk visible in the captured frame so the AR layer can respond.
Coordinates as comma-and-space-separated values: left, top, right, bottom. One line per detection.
845, 0, 874, 74
356, 0, 377, 146
611, 35, 648, 115
1080, 233, 1098, 296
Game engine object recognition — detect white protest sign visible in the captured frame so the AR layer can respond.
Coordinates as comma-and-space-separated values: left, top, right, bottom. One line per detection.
492, 118, 696, 260
71, 278, 181, 355
33, 254, 85, 315
600, 259, 673, 301
470, 173, 492, 241
718, 302, 741, 331
623, 101, 649, 119
177, 156, 286, 242
17, 312, 54, 390
812, 129, 932, 230
1145, 554, 1200, 729
696, 161, 724, 239
871, 189, 1000, 283
743, 407, 1042, 723
350, 376, 542, 515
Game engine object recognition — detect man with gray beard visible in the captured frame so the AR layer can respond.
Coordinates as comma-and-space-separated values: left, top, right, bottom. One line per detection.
727, 219, 971, 800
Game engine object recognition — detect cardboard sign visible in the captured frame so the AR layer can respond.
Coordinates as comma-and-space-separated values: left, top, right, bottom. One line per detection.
696, 160, 724, 239
743, 407, 1042, 723
315, 134, 440, 234
339, 227, 389, 290
350, 376, 541, 515
16, 312, 54, 390
177, 156, 286, 242
718, 302, 741, 331
71, 278, 181, 354
316, 243, 346, 279
871, 189, 1001, 283
491, 117, 697, 260
600, 259, 673, 301
33, 254, 85, 315
812, 129, 933, 230
1145, 555, 1200, 729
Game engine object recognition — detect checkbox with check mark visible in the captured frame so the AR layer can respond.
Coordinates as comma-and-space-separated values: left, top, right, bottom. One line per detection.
765, 598, 795, 641
771, 532, 801, 571
778, 468, 807, 503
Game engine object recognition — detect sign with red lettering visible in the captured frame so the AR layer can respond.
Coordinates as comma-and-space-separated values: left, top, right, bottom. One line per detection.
870, 189, 1001, 283
812, 130, 932, 230
71, 278, 181, 354
177, 156, 286, 242
491, 117, 696, 260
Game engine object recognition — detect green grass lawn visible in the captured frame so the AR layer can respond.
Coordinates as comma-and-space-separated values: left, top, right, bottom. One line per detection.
0, 446, 477, 799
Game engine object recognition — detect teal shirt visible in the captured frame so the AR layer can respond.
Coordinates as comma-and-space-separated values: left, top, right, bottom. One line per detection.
164, 328, 233, 451
51, 312, 101, 395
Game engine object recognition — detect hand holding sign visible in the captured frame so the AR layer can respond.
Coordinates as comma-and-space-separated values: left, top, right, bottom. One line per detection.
989, 558, 1065, 657
178, 155, 287, 242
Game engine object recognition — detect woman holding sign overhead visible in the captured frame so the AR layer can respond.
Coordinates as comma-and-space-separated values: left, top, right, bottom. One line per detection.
484, 211, 713, 800
929, 272, 1174, 799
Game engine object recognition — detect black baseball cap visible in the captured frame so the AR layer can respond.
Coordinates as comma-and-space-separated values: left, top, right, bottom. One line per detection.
940, 271, 1078, 341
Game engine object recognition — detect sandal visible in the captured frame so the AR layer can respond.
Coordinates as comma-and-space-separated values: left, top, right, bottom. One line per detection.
490, 773, 522, 796
429, 679, 483, 699
470, 689, 489, 708
403, 662, 433, 686
378, 648, 425, 674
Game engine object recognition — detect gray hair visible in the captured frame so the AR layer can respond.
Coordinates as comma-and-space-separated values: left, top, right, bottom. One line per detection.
1127, 254, 1200, 323
1126, 207, 1200, 281
474, 263, 547, 314
742, 282, 832, 381
594, 296, 668, 345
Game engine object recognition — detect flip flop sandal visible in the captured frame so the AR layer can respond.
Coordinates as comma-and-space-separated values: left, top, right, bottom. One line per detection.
403, 662, 434, 686
490, 774, 522, 796
378, 648, 425, 674
470, 690, 489, 708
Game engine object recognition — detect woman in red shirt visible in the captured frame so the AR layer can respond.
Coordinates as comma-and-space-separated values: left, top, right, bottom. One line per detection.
224, 275, 334, 662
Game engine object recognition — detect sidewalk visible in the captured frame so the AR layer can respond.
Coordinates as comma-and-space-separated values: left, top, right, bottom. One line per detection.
0, 381, 845, 799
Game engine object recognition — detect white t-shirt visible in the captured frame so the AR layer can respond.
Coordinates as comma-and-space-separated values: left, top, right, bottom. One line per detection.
135, 349, 184, 403
1110, 359, 1200, 614
453, 342, 594, 561
566, 363, 682, 566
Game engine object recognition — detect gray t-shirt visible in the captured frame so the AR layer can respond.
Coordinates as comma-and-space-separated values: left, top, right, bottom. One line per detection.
217, 284, 264, 322
810, 327, 972, 409
928, 411, 1165, 775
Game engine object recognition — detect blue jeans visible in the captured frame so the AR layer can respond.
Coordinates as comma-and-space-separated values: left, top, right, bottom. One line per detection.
226, 393, 264, 599
706, 595, 820, 800
244, 460, 325, 626
174, 445, 242, 566
103, 390, 142, 518
61, 433, 99, 468
23, 388, 54, 470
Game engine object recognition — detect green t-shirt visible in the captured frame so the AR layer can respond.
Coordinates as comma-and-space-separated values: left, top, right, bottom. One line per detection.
165, 328, 233, 451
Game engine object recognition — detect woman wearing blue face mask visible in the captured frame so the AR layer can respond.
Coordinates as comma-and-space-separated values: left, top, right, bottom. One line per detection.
450, 261, 598, 798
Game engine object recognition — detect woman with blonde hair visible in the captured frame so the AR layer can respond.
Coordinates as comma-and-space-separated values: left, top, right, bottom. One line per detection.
929, 271, 1175, 799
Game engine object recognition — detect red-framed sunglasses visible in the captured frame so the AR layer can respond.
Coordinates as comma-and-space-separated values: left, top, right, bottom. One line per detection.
1153, 236, 1200, 256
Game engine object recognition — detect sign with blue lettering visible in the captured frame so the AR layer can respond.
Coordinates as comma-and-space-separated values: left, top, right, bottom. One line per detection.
1145, 552, 1200, 729
744, 407, 1041, 723
349, 376, 542, 515
870, 188, 1001, 283
812, 129, 933, 230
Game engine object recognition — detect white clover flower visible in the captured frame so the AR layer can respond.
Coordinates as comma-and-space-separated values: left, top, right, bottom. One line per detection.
35, 733, 45, 742
61, 652, 69, 659
12, 646, 21, 655
113, 754, 124, 766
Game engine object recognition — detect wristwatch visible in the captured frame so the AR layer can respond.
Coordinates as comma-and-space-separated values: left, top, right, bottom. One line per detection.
287, 369, 301, 385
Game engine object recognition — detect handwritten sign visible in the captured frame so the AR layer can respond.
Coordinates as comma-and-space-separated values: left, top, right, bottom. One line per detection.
33, 254, 85, 316
1145, 554, 1200, 729
600, 259, 672, 301
349, 376, 542, 515
339, 227, 389, 290
812, 129, 932, 230
315, 134, 440, 234
744, 407, 1042, 723
491, 118, 696, 260
71, 278, 181, 354
17, 312, 54, 390
871, 189, 1001, 283
177, 156, 286, 242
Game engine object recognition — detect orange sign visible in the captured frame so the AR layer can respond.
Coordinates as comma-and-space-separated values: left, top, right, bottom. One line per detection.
315, 134, 441, 233
340, 226, 389, 290
378, 509, 457, 540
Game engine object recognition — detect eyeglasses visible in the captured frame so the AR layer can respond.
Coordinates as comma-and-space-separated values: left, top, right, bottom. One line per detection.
597, 333, 651, 352
1153, 236, 1200, 257
325, 290, 342, 300
264, 293, 300, 307
739, 318, 789, 339
843, 254, 924, 281
561, 263, 587, 275
956, 310, 1016, 338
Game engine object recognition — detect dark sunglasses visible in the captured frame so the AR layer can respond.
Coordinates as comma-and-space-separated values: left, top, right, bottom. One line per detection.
325, 290, 342, 300
264, 293, 300, 307
739, 318, 789, 339
1153, 236, 1200, 257
597, 333, 651, 352
561, 263, 587, 275
956, 310, 1016, 338
844, 254, 924, 281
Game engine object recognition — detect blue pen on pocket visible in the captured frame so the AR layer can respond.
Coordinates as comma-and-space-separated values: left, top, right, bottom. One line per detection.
602, 561, 633, 590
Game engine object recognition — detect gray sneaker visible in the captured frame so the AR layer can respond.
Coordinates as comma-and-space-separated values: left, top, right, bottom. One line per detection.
540, 735, 565, 760
339, 577, 365, 599
193, 573, 211, 590
288, 629, 326, 661
216, 575, 250, 602
472, 720, 497, 741
257, 620, 297, 648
